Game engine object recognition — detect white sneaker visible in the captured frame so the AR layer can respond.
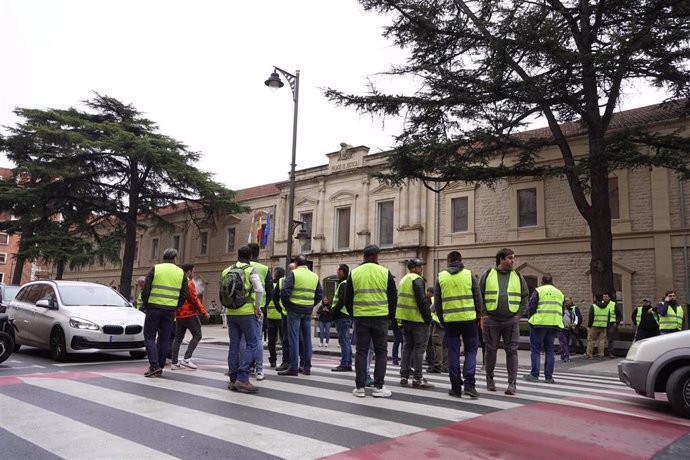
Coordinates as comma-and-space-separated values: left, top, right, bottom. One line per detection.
170, 363, 182, 370
180, 359, 197, 369
372, 386, 392, 398
256, 372, 265, 381
352, 387, 365, 398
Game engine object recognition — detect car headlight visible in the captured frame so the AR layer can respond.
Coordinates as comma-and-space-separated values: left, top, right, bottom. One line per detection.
69, 317, 100, 330
626, 341, 641, 361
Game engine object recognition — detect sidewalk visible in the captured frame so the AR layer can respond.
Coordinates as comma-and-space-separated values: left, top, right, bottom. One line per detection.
199, 323, 623, 376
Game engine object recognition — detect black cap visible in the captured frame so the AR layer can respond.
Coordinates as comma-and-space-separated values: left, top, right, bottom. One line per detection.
642, 296, 651, 302
407, 258, 425, 269
363, 245, 380, 256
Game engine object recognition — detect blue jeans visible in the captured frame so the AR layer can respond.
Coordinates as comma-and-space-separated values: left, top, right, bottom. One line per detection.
288, 309, 312, 371
143, 307, 176, 369
227, 314, 258, 382
446, 321, 478, 390
318, 321, 331, 344
529, 326, 557, 379
239, 315, 264, 373
336, 318, 353, 367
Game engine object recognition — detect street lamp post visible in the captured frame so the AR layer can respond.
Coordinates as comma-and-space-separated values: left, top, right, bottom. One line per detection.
265, 66, 300, 270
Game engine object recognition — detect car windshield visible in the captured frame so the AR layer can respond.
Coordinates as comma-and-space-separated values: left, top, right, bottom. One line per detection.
3, 286, 20, 302
57, 285, 130, 307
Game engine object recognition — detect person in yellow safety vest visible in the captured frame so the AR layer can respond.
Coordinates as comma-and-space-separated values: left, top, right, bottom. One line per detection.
135, 276, 146, 310
524, 274, 565, 384
396, 258, 434, 390
246, 243, 274, 382
658, 290, 685, 334
585, 293, 613, 359
274, 263, 297, 372
479, 247, 529, 396
603, 292, 621, 358
632, 296, 659, 341
435, 251, 484, 398
345, 245, 398, 399
427, 287, 448, 374
265, 266, 285, 368
278, 254, 323, 376
141, 248, 188, 378
223, 245, 264, 394
330, 264, 354, 372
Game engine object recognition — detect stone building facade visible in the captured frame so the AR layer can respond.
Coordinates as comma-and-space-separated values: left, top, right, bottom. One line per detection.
65, 103, 690, 328
0, 167, 33, 285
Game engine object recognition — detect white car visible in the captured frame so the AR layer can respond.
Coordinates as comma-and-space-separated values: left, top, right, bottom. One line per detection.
8, 280, 147, 361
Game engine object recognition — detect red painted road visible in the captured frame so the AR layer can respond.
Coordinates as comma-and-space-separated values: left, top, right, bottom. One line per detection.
323, 401, 690, 460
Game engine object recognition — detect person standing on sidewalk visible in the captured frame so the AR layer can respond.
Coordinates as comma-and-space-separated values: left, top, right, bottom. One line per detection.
265, 267, 285, 368
524, 274, 564, 384
331, 264, 353, 372
346, 245, 397, 398
567, 297, 585, 354
632, 296, 659, 341
557, 297, 575, 362
279, 254, 323, 376
223, 245, 264, 394
171, 264, 210, 370
274, 263, 296, 372
658, 290, 685, 334
603, 292, 621, 358
586, 293, 612, 359
141, 248, 188, 378
479, 248, 529, 396
316, 297, 333, 347
396, 258, 434, 390
436, 251, 483, 398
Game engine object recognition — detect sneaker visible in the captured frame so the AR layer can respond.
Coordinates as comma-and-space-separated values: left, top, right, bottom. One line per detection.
412, 378, 435, 390
181, 359, 197, 370
523, 373, 539, 382
400, 378, 409, 387
144, 366, 162, 378
165, 358, 172, 365
427, 367, 442, 374
170, 363, 182, 370
269, 361, 277, 368
392, 359, 400, 366
486, 377, 496, 391
584, 354, 593, 360
331, 366, 353, 372
256, 372, 265, 381
504, 382, 517, 396
228, 380, 237, 391
607, 353, 616, 359
464, 387, 480, 398
352, 387, 366, 398
276, 363, 289, 372
448, 389, 462, 398
545, 378, 556, 384
365, 377, 375, 387
372, 386, 392, 398
235, 380, 258, 393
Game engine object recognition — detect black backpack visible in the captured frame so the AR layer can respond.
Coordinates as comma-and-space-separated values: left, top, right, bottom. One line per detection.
220, 264, 251, 309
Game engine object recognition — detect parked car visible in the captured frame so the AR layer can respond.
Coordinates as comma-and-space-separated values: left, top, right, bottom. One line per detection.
8, 280, 147, 361
0, 284, 21, 313
618, 330, 690, 418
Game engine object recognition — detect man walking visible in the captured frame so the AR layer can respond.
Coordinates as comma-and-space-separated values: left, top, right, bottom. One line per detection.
345, 245, 397, 398
436, 251, 483, 398
141, 248, 188, 378
171, 264, 210, 370
479, 248, 529, 396
524, 274, 564, 384
331, 264, 353, 372
396, 258, 434, 390
632, 296, 659, 341
223, 245, 264, 393
279, 254, 322, 376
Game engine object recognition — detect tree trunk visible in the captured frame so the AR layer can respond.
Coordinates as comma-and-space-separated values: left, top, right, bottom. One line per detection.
55, 259, 65, 280
118, 214, 138, 301
11, 254, 25, 285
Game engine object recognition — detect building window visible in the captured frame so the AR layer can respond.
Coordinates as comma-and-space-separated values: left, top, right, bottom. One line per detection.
226, 228, 236, 254
336, 207, 351, 250
199, 231, 208, 256
0, 233, 8, 245
151, 238, 159, 260
172, 235, 180, 252
299, 212, 313, 252
609, 176, 620, 219
517, 188, 537, 227
451, 197, 469, 233
378, 201, 394, 246
0, 253, 6, 264
0, 273, 4, 283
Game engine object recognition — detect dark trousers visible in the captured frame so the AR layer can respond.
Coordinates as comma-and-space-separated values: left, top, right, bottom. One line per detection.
354, 318, 389, 390
391, 321, 403, 361
171, 315, 203, 363
483, 316, 520, 384
634, 328, 659, 341
606, 325, 619, 355
400, 321, 430, 380
280, 315, 290, 365
557, 329, 570, 360
143, 307, 176, 369
446, 321, 478, 391
570, 327, 585, 353
266, 318, 282, 364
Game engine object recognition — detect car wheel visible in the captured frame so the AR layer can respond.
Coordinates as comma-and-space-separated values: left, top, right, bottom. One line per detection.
129, 351, 147, 359
666, 366, 690, 419
0, 331, 13, 364
49, 327, 69, 361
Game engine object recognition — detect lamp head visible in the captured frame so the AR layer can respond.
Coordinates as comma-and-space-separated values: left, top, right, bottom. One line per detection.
264, 71, 284, 91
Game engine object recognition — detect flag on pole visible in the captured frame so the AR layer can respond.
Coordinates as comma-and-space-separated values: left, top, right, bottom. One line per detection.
260, 210, 271, 248
248, 212, 255, 243
256, 213, 264, 244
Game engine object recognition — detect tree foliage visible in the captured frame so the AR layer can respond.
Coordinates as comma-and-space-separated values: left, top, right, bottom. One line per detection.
0, 94, 247, 297
326, 0, 690, 294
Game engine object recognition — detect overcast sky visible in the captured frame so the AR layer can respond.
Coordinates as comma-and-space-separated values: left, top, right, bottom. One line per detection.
0, 0, 667, 191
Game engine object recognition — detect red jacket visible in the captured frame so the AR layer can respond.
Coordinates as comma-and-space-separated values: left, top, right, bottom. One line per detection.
176, 278, 208, 319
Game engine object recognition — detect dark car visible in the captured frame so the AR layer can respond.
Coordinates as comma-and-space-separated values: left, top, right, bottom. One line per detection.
0, 284, 21, 313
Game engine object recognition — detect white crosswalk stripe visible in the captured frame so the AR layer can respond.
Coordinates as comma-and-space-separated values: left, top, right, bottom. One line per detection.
0, 357, 678, 459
